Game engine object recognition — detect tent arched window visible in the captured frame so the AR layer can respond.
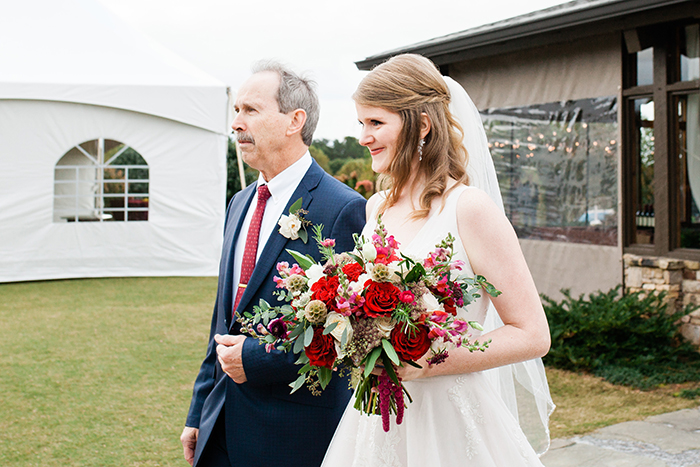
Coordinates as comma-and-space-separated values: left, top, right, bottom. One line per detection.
54, 139, 149, 222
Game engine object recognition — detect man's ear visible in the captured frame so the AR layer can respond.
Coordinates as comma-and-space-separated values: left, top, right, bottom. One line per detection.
286, 109, 307, 137
420, 112, 431, 139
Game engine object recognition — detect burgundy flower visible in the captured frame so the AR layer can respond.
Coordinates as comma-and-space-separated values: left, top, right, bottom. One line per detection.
305, 326, 337, 368
390, 324, 431, 362
268, 318, 288, 339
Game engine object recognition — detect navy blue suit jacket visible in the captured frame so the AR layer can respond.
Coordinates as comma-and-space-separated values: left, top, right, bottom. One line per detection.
186, 160, 366, 466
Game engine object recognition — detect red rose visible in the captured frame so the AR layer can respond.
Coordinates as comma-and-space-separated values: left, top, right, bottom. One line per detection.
311, 275, 340, 309
363, 280, 400, 318
390, 324, 432, 362
305, 326, 337, 368
342, 262, 364, 282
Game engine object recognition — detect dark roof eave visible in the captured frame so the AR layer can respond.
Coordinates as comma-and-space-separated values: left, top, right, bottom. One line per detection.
355, 0, 692, 70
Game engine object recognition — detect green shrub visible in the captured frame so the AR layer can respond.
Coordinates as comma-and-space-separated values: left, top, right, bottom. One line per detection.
542, 286, 700, 389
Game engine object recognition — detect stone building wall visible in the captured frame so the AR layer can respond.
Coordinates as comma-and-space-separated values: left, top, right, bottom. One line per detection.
623, 254, 700, 346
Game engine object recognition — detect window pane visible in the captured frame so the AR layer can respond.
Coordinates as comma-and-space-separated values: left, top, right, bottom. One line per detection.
676, 93, 700, 248
481, 96, 618, 245
680, 24, 700, 82
54, 139, 149, 223
636, 47, 654, 86
633, 98, 655, 245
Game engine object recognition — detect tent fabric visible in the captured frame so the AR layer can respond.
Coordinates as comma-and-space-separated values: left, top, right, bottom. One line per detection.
0, 0, 229, 134
0, 0, 229, 282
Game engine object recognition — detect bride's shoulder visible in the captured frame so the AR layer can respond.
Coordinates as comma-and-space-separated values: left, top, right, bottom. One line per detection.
455, 185, 507, 228
365, 191, 387, 219
456, 185, 497, 212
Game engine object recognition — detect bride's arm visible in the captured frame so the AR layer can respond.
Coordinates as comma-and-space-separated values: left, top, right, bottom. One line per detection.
397, 187, 550, 380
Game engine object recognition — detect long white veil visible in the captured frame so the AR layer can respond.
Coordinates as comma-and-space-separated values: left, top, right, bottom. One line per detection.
444, 76, 556, 455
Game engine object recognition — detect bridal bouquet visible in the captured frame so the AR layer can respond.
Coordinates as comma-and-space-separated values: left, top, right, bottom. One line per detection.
239, 218, 499, 431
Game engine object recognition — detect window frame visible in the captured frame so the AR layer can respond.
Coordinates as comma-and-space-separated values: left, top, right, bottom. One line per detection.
623, 21, 700, 260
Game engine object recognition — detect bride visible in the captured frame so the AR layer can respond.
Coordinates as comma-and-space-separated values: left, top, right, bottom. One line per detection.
322, 54, 555, 466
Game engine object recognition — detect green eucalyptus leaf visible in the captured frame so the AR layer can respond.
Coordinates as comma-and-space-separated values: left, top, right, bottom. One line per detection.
289, 197, 303, 213
364, 347, 382, 378
323, 322, 338, 335
298, 228, 308, 244
319, 366, 333, 389
292, 335, 305, 354
286, 249, 315, 270
304, 325, 314, 347
381, 339, 400, 366
289, 374, 306, 393
288, 324, 305, 339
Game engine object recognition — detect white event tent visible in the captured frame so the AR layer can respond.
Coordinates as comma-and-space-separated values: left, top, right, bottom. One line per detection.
0, 0, 231, 282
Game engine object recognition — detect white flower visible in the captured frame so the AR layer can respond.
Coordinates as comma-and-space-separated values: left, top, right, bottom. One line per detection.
420, 292, 444, 312
306, 263, 325, 288
361, 242, 377, 262
292, 290, 312, 309
278, 214, 301, 240
351, 273, 372, 292
325, 312, 353, 343
374, 316, 395, 338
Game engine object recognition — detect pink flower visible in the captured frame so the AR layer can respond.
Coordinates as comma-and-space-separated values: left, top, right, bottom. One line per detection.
429, 310, 449, 324
289, 264, 305, 276
434, 276, 449, 293
451, 320, 469, 334
387, 235, 399, 249
265, 343, 275, 353
450, 260, 465, 271
398, 290, 415, 303
428, 327, 446, 339
273, 276, 285, 288
320, 238, 336, 248
276, 261, 289, 273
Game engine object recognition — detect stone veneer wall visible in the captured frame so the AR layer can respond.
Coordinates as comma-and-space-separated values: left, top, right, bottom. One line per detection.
623, 254, 700, 346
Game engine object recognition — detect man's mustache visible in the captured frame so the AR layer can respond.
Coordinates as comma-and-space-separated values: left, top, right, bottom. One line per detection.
236, 132, 255, 144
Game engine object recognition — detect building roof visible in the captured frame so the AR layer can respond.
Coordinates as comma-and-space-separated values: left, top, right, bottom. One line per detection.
356, 0, 695, 70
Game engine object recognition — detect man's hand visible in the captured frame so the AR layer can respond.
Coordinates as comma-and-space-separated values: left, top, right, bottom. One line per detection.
180, 426, 198, 466
215, 334, 248, 383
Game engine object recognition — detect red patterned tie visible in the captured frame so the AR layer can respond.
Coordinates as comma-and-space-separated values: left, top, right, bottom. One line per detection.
233, 184, 271, 314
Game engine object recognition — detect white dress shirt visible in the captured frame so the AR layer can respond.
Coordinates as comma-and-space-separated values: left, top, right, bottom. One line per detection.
232, 152, 313, 304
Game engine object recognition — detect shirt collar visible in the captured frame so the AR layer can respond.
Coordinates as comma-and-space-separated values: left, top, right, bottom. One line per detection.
256, 151, 313, 205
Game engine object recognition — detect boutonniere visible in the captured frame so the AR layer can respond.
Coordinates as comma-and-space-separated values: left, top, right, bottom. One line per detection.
278, 197, 311, 243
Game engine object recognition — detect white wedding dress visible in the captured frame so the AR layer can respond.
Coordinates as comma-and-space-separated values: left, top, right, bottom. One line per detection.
321, 185, 546, 467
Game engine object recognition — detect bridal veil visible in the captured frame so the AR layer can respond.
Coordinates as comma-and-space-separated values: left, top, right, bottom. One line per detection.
444, 76, 556, 455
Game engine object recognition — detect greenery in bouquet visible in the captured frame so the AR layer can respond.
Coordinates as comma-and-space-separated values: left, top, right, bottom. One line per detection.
239, 218, 499, 431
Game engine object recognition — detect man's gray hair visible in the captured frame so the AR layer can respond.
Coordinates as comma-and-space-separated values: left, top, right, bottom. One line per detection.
252, 60, 320, 146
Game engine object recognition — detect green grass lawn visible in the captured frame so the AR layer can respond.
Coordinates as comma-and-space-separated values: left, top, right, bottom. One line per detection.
1, 277, 698, 465
0, 277, 217, 466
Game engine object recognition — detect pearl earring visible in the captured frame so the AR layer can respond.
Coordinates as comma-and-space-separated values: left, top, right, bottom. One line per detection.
418, 138, 425, 161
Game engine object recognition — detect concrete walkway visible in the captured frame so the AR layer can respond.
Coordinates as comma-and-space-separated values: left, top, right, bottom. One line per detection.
541, 408, 700, 467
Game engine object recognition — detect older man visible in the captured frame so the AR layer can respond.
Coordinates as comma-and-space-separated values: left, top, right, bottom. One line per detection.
180, 62, 366, 466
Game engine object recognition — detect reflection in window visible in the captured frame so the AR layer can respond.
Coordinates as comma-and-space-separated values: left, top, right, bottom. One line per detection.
481, 96, 618, 245
633, 99, 655, 245
680, 24, 700, 82
54, 139, 149, 222
676, 93, 700, 248
635, 47, 654, 86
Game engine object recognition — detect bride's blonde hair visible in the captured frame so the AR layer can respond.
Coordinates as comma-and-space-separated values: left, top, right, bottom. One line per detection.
353, 54, 469, 218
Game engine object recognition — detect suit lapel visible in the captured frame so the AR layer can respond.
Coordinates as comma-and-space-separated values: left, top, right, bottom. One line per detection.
232, 162, 323, 325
